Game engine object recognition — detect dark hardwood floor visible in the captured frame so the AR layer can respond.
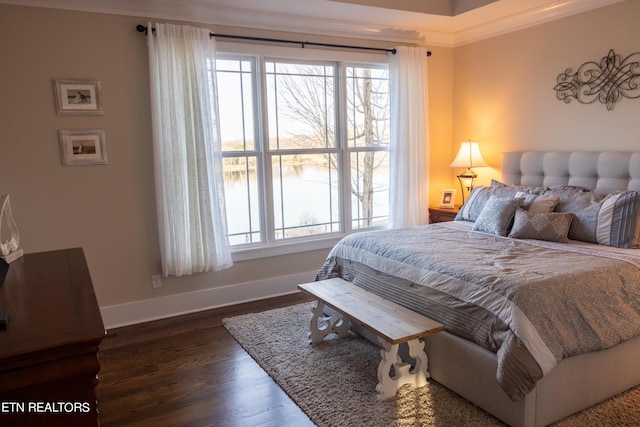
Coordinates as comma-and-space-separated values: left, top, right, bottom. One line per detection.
96, 292, 316, 427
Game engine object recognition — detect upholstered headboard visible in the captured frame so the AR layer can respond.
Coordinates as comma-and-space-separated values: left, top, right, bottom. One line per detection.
502, 152, 640, 191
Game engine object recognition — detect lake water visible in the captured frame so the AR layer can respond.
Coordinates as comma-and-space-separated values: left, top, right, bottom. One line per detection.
224, 165, 389, 245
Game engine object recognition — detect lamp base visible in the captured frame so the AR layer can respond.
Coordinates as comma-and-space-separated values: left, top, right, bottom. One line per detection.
456, 168, 478, 204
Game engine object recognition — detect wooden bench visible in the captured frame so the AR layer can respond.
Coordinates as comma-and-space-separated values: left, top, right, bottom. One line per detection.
298, 278, 444, 400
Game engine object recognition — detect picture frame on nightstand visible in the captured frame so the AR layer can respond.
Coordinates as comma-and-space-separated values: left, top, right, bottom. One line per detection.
439, 189, 456, 208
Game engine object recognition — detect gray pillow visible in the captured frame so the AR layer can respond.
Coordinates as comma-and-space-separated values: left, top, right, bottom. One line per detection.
544, 187, 605, 242
543, 187, 640, 247
456, 186, 522, 222
508, 209, 574, 243
515, 192, 559, 213
472, 196, 524, 236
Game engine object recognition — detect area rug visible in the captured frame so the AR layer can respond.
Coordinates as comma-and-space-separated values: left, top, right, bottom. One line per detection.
222, 302, 640, 426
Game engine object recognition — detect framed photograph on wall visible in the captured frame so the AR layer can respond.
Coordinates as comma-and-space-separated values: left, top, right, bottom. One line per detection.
439, 189, 456, 208
59, 130, 108, 166
54, 79, 103, 115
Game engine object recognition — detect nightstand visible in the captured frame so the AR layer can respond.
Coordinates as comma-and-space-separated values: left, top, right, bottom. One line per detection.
428, 206, 460, 224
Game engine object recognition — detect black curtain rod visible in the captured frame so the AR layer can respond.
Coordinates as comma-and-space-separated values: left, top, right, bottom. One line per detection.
136, 25, 432, 57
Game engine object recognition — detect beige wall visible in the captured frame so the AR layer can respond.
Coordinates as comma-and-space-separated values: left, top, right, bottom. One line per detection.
0, 4, 452, 314
452, 0, 640, 198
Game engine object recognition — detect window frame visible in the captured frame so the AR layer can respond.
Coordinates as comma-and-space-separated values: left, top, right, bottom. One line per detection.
215, 43, 390, 261
264, 59, 347, 245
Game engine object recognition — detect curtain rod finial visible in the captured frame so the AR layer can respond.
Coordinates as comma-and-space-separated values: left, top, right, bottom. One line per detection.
136, 24, 148, 34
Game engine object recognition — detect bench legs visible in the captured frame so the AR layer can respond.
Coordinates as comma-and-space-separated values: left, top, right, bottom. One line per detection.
376, 337, 429, 400
308, 301, 351, 344
307, 301, 430, 400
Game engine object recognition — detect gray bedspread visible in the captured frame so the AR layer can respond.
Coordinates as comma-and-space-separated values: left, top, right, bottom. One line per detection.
315, 222, 640, 400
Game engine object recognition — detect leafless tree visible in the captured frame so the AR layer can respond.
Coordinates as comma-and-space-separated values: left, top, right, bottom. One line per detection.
273, 64, 389, 226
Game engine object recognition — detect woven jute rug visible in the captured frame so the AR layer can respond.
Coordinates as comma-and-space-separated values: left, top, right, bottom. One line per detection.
222, 302, 640, 426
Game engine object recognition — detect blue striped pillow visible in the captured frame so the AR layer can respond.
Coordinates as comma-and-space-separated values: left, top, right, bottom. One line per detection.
595, 191, 640, 248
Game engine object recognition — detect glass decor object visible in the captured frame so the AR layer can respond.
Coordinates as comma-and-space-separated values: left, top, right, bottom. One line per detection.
0, 194, 23, 263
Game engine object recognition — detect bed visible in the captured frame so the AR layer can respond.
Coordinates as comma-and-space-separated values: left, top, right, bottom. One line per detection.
315, 151, 640, 427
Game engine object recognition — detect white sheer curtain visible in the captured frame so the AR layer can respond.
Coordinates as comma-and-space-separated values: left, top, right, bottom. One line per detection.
147, 22, 233, 277
388, 46, 430, 228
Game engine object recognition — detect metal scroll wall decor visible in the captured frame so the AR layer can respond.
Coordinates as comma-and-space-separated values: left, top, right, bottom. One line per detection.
554, 49, 640, 111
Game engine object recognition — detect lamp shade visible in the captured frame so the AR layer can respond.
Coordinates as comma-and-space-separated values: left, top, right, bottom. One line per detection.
450, 141, 488, 168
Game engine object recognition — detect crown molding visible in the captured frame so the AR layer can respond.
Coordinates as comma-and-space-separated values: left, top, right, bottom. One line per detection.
0, 0, 625, 47
449, 0, 625, 46
198, 3, 429, 45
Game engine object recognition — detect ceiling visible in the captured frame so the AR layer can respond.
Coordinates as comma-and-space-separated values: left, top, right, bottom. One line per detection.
1, 0, 624, 46
328, 0, 502, 16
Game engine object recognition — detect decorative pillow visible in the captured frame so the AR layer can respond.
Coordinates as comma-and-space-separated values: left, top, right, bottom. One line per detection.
515, 192, 559, 213
543, 187, 640, 247
472, 196, 524, 236
595, 191, 640, 248
508, 209, 574, 243
544, 187, 604, 242
456, 186, 522, 222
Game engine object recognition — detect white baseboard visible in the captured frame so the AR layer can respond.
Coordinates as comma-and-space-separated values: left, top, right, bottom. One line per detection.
100, 270, 317, 329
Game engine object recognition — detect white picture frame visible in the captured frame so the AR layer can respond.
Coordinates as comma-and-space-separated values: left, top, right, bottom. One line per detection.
440, 189, 456, 208
54, 79, 103, 115
59, 130, 108, 166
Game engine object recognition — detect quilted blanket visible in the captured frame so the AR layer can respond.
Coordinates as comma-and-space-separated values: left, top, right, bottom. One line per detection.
315, 222, 640, 400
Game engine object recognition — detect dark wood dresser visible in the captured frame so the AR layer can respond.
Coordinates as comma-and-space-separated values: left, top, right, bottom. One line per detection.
0, 248, 105, 426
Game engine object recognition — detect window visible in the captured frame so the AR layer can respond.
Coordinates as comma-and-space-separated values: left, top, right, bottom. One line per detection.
266, 61, 340, 239
216, 53, 389, 251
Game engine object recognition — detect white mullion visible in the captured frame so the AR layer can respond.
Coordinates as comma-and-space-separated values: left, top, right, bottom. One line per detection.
256, 56, 274, 245
338, 63, 352, 234
264, 58, 288, 241
272, 147, 338, 156
265, 58, 286, 241
348, 145, 388, 153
